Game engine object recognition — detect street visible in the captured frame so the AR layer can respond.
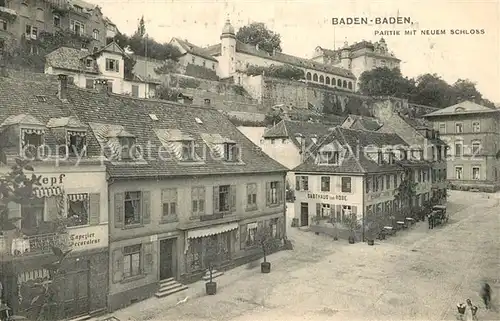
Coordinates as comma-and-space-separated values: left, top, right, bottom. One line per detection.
110, 191, 499, 321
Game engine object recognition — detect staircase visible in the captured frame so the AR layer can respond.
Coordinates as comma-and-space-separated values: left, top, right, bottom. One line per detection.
155, 277, 188, 298
202, 269, 224, 281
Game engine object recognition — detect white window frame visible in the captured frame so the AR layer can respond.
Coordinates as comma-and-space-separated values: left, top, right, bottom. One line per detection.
471, 141, 481, 156
455, 166, 463, 180
438, 122, 446, 134
455, 122, 463, 133
93, 29, 99, 40
472, 121, 480, 133
70, 19, 85, 36
472, 166, 480, 180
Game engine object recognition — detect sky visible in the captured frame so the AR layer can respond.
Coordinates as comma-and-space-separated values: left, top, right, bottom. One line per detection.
88, 0, 500, 103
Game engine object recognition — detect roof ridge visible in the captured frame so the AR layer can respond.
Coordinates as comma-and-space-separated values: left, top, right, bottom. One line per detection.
337, 127, 365, 173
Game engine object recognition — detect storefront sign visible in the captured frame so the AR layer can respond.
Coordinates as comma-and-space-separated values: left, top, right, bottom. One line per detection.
307, 193, 347, 201
68, 225, 107, 251
38, 174, 66, 186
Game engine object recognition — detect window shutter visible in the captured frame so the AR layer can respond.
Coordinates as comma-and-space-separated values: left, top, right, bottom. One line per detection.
277, 217, 284, 238
114, 192, 124, 228
266, 182, 271, 206
112, 248, 123, 283
115, 60, 120, 72
45, 196, 59, 221
213, 186, 219, 213
142, 191, 151, 224
239, 225, 247, 250
230, 185, 236, 212
88, 193, 100, 225
295, 176, 300, 191
142, 242, 154, 274
277, 182, 283, 204
316, 203, 321, 216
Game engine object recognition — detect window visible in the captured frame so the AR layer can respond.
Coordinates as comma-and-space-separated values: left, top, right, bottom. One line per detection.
472, 167, 480, 180
313, 74, 318, 81
181, 141, 194, 161
36, 8, 44, 21
455, 122, 463, 133
246, 183, 257, 210
439, 123, 446, 134
67, 193, 89, 226
53, 15, 61, 27
365, 178, 370, 193
93, 29, 99, 40
321, 176, 330, 192
386, 175, 391, 189
325, 77, 330, 85
85, 78, 94, 89
191, 187, 205, 215
320, 204, 331, 218
119, 137, 136, 159
306, 72, 311, 80
21, 198, 44, 234
123, 244, 141, 278
319, 75, 324, 83
269, 181, 279, 205
85, 58, 93, 68
73, 5, 83, 13
124, 191, 141, 225
472, 121, 480, 133
342, 80, 347, 88
70, 20, 85, 36
455, 142, 462, 157
105, 58, 119, 72
295, 176, 308, 191
348, 82, 353, 90
341, 177, 351, 193
131, 85, 139, 98
319, 151, 339, 165
217, 185, 230, 212
67, 131, 86, 156
224, 142, 239, 162
1, 19, 7, 31
472, 141, 481, 155
161, 188, 177, 220
393, 174, 398, 187
455, 166, 463, 180
25, 25, 38, 39
245, 222, 258, 246
21, 129, 44, 159
270, 218, 278, 238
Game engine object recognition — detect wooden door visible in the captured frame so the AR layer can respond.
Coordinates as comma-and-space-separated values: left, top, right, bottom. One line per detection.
61, 263, 89, 319
300, 203, 309, 226
159, 239, 174, 280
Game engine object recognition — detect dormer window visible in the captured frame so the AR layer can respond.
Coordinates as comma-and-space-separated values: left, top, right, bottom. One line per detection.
67, 130, 87, 157
223, 142, 239, 162
318, 151, 339, 165
119, 137, 136, 160
21, 128, 44, 159
105, 58, 119, 72
85, 58, 93, 68
181, 141, 194, 161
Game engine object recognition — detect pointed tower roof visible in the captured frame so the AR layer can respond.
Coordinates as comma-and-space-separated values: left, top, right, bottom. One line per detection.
221, 19, 235, 38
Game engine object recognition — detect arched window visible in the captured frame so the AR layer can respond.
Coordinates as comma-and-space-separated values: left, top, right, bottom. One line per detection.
325, 77, 330, 85
306, 72, 311, 80
337, 79, 342, 87
319, 75, 324, 83
332, 78, 336, 86
348, 81, 353, 90
93, 29, 99, 40
313, 74, 318, 82
342, 80, 347, 88
36, 8, 44, 21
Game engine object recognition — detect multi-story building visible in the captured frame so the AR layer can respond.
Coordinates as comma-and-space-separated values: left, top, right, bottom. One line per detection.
424, 101, 500, 192
45, 41, 160, 98
170, 37, 219, 72
59, 75, 288, 311
311, 39, 401, 90
341, 114, 384, 131
373, 102, 448, 205
0, 70, 108, 320
0, 0, 111, 54
292, 127, 411, 240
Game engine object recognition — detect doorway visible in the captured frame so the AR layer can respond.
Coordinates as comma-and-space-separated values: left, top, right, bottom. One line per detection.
60, 260, 90, 319
159, 239, 175, 280
300, 202, 309, 226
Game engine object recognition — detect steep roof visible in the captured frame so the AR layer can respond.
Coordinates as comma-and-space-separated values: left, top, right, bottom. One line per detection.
263, 120, 341, 149
342, 114, 383, 131
173, 38, 219, 62
424, 101, 499, 117
293, 127, 407, 174
206, 40, 355, 79
45, 47, 98, 73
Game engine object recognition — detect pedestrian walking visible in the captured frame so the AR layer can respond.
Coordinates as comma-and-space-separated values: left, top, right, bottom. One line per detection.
471, 305, 478, 321
427, 212, 434, 229
457, 303, 467, 320
480, 282, 491, 309
465, 299, 474, 321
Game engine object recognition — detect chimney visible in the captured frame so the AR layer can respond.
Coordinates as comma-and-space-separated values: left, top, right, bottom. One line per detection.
94, 79, 108, 93
58, 74, 68, 100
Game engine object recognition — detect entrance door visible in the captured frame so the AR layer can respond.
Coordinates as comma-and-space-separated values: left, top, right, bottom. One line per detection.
300, 202, 309, 226
61, 261, 89, 318
160, 239, 175, 280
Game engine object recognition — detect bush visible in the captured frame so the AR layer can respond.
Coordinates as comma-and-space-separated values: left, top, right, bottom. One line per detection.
156, 86, 181, 101
232, 85, 247, 96
185, 63, 219, 81
178, 77, 201, 89
244, 64, 305, 80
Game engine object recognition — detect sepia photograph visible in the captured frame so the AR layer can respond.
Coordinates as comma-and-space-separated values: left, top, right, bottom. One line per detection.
0, 0, 498, 320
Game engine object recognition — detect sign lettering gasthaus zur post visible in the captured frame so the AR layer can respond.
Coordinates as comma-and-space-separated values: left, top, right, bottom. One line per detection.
0, 1, 497, 320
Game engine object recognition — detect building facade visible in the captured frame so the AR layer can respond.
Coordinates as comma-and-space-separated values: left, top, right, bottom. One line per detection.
45, 42, 159, 98
59, 77, 288, 312
424, 101, 500, 192
0, 71, 109, 320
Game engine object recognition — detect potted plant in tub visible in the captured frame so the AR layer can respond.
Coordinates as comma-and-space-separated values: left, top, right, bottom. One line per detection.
255, 225, 281, 273
204, 238, 220, 295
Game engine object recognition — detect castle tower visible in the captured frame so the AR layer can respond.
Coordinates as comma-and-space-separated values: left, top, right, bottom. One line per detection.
340, 41, 351, 70
219, 19, 236, 78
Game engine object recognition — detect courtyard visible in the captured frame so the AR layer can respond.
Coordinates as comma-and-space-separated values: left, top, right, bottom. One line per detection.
104, 191, 499, 321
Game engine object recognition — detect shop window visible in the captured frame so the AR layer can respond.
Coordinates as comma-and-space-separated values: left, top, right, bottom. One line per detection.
191, 186, 205, 216
187, 238, 202, 271
124, 191, 141, 225
246, 183, 257, 210
295, 176, 308, 191
161, 188, 177, 221
321, 176, 330, 192
67, 193, 89, 226
341, 177, 351, 193
123, 244, 141, 278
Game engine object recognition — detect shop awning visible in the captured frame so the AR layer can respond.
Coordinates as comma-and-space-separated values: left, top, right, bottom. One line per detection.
68, 193, 88, 201
187, 222, 239, 239
33, 186, 64, 198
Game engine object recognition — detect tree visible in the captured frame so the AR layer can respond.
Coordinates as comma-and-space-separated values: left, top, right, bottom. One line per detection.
394, 172, 417, 219
412, 73, 457, 108
244, 64, 305, 80
135, 15, 146, 38
264, 107, 283, 126
236, 22, 282, 54
358, 67, 415, 99
203, 238, 221, 284
254, 225, 281, 264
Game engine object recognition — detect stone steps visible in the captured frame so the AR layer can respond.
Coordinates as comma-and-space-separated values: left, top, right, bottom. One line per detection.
155, 277, 188, 298
202, 269, 224, 281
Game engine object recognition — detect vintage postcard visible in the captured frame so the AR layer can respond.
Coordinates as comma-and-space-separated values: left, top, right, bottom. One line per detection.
0, 0, 498, 321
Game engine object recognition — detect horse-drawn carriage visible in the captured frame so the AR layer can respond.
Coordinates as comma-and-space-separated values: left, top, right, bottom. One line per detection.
431, 205, 448, 225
